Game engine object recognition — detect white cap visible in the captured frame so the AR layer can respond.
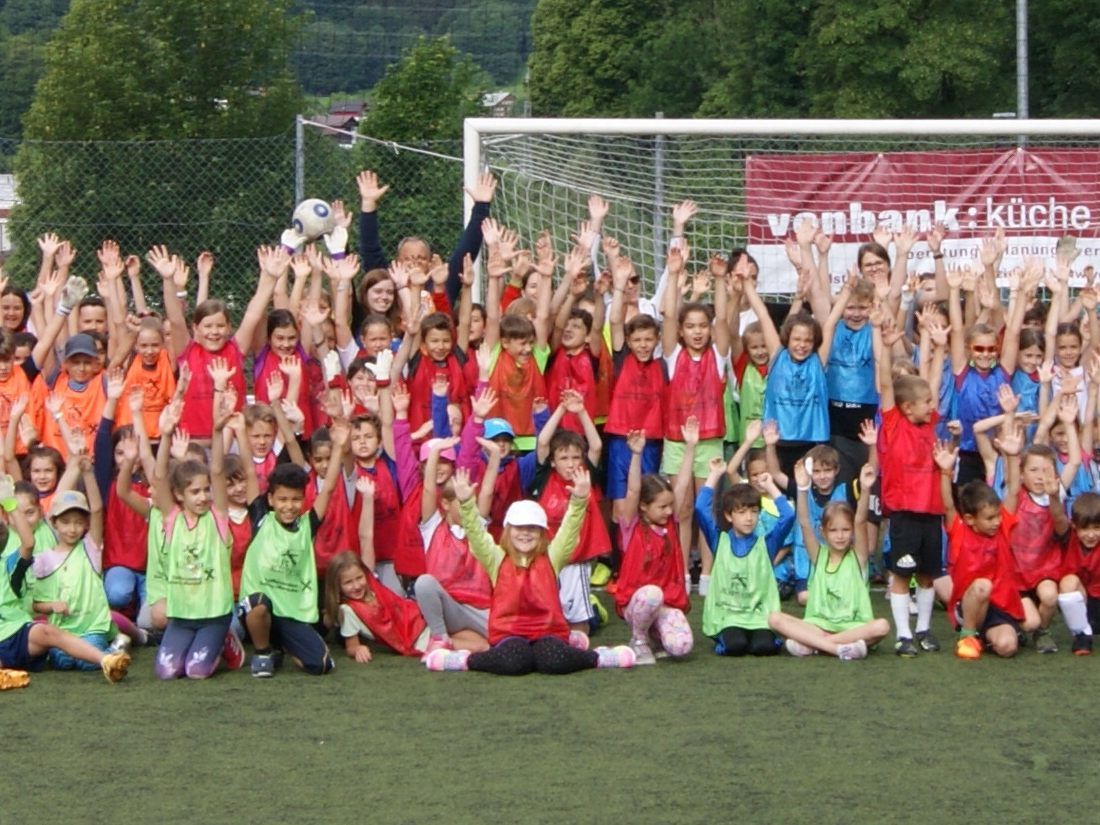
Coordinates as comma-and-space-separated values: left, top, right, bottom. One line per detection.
502, 500, 548, 530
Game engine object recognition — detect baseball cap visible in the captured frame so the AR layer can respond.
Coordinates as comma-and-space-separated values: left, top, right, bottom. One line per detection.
419, 440, 457, 463
63, 334, 99, 360
502, 500, 548, 530
49, 490, 91, 519
483, 418, 515, 441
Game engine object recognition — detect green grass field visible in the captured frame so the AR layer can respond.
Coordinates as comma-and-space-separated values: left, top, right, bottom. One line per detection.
5, 593, 1097, 825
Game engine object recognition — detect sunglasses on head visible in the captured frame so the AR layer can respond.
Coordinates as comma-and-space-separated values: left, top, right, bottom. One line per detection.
971, 345, 997, 354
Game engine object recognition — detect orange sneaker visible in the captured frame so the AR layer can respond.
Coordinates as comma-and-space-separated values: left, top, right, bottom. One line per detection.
955, 635, 982, 660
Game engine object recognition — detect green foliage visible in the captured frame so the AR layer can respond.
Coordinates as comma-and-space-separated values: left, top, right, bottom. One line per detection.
8, 0, 304, 286
1029, 0, 1100, 117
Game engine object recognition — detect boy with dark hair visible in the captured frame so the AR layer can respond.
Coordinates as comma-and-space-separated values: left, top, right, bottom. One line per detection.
233, 422, 349, 679
1057, 492, 1100, 654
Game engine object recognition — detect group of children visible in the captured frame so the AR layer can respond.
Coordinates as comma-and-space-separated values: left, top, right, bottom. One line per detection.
2, 174, 1098, 689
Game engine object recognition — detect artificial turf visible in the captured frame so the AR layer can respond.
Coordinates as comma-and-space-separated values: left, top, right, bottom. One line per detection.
4, 593, 1095, 825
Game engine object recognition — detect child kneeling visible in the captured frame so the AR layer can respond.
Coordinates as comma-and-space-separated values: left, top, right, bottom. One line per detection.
424, 467, 634, 674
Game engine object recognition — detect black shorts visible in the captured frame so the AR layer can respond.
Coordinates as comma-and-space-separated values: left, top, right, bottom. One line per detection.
1088, 596, 1100, 631
240, 594, 331, 675
888, 512, 944, 577
953, 602, 1020, 634
0, 622, 45, 671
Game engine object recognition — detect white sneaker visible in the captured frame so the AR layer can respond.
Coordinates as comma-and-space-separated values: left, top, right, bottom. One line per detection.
684, 574, 694, 594
697, 574, 710, 597
836, 640, 868, 661
629, 638, 657, 666
108, 633, 132, 654
784, 638, 815, 657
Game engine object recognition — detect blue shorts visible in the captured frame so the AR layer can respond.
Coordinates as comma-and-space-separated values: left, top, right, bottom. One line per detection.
604, 435, 662, 501
0, 622, 46, 672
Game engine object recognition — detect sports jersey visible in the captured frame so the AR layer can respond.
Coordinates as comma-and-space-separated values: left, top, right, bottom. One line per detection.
240, 506, 319, 624
31, 538, 111, 636
614, 515, 688, 616
763, 349, 829, 443
161, 508, 233, 620
803, 549, 873, 633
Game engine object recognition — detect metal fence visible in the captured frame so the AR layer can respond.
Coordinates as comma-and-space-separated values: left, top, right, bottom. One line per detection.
3, 124, 465, 315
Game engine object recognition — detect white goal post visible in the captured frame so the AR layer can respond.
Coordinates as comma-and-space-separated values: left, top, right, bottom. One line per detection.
464, 118, 1100, 296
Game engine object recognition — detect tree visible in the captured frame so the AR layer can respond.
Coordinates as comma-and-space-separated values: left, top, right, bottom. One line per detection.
9, 0, 304, 290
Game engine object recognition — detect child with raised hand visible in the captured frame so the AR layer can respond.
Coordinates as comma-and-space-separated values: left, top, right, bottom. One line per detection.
876, 302, 948, 657
150, 397, 237, 680
424, 466, 635, 674
1057, 492, 1100, 655
605, 255, 665, 523
700, 447, 796, 657
1035, 361, 1092, 510
1011, 427, 1075, 654
934, 437, 1039, 660
111, 315, 176, 441
151, 244, 284, 441
661, 240, 730, 596
741, 265, 829, 478
235, 415, 348, 679
613, 424, 697, 665
0, 473, 131, 682
768, 462, 890, 660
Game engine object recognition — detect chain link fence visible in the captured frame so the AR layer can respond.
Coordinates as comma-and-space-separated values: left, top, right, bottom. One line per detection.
3, 125, 465, 316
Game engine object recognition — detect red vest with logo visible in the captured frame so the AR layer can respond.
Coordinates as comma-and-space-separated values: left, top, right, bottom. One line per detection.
613, 518, 689, 615
253, 346, 324, 437
605, 354, 665, 437
178, 339, 246, 440
425, 518, 492, 609
489, 350, 546, 437
664, 346, 725, 441
406, 350, 470, 437
488, 554, 569, 644
350, 459, 401, 561
1011, 490, 1063, 589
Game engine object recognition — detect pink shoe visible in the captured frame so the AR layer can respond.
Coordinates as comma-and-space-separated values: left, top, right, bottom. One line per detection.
420, 634, 453, 662
424, 648, 470, 672
222, 629, 246, 670
568, 630, 590, 651
595, 645, 636, 669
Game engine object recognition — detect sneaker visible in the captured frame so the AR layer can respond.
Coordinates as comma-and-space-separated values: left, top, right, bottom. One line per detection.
894, 637, 919, 658
629, 638, 657, 666
955, 634, 983, 660
784, 638, 815, 657
108, 633, 132, 654
1034, 629, 1059, 654
0, 668, 29, 690
915, 630, 941, 652
595, 645, 636, 669
1072, 633, 1093, 656
777, 581, 795, 602
836, 640, 868, 661
567, 630, 590, 651
589, 562, 612, 587
100, 651, 131, 684
420, 634, 453, 662
698, 574, 711, 597
424, 648, 470, 672
589, 595, 608, 628
221, 630, 246, 670
251, 652, 276, 678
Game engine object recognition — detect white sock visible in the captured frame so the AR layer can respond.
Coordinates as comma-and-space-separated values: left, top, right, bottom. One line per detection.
698, 574, 710, 597
1058, 591, 1093, 635
915, 587, 936, 634
685, 573, 693, 594
890, 592, 913, 639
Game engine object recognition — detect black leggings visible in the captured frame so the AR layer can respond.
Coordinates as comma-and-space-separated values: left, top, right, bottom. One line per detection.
717, 627, 779, 657
468, 636, 597, 675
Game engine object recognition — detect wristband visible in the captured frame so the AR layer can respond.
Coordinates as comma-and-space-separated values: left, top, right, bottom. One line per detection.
56, 305, 72, 317
336, 283, 350, 292
932, 252, 944, 260
52, 412, 62, 421
0, 496, 16, 513
939, 469, 953, 476
796, 483, 812, 492
175, 290, 187, 298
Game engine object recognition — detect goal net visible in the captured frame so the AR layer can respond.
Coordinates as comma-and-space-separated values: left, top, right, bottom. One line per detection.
466, 118, 1100, 295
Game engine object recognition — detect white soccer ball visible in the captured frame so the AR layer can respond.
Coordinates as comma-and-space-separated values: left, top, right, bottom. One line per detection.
291, 198, 335, 240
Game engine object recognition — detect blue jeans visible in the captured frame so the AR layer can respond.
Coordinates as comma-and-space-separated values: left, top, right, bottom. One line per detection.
104, 567, 146, 610
49, 632, 109, 671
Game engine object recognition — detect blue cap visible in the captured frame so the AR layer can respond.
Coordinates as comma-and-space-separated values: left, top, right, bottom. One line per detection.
483, 418, 515, 440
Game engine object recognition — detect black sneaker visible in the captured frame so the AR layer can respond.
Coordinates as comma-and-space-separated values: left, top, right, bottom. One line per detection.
778, 582, 795, 602
894, 637, 919, 657
915, 630, 941, 652
1073, 633, 1093, 656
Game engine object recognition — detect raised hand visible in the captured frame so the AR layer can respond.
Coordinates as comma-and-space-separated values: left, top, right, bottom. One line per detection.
997, 384, 1019, 414
858, 419, 878, 446
626, 429, 646, 454
567, 466, 591, 499
452, 467, 476, 501
466, 171, 498, 204
761, 419, 780, 446
207, 357, 237, 390
682, 415, 700, 446
105, 367, 126, 401
170, 429, 191, 461
671, 200, 698, 233
266, 369, 285, 401
793, 459, 810, 488
356, 170, 390, 211
355, 474, 376, 500
859, 463, 878, 490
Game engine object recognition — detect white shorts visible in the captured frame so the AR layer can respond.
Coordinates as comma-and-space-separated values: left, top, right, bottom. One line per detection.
558, 562, 594, 624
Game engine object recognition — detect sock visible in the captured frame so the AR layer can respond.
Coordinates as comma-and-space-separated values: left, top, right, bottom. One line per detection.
914, 587, 936, 634
1058, 591, 1093, 635
890, 592, 913, 639
698, 574, 711, 597
685, 573, 693, 593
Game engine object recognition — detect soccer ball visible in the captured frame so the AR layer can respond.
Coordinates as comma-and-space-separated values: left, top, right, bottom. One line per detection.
291, 198, 335, 240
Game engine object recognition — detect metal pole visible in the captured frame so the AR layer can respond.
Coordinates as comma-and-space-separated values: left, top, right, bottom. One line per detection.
294, 115, 305, 204
1017, 0, 1029, 146
653, 112, 665, 279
